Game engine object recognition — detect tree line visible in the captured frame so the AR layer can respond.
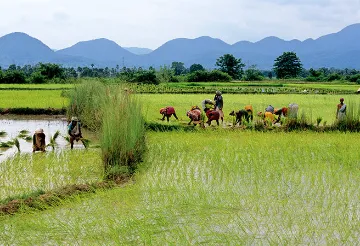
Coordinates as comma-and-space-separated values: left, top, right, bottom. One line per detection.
1, 52, 360, 84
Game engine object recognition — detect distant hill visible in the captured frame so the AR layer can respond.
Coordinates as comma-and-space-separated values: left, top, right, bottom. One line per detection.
0, 32, 56, 67
124, 47, 153, 55
56, 38, 139, 67
1, 24, 360, 69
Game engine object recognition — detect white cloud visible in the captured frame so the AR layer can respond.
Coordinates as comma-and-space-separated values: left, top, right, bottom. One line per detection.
0, 0, 359, 49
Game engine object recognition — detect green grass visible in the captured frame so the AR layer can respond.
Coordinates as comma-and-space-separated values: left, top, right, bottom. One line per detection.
286, 83, 360, 92
1, 131, 360, 244
0, 84, 75, 90
138, 93, 360, 124
0, 150, 103, 201
0, 90, 68, 108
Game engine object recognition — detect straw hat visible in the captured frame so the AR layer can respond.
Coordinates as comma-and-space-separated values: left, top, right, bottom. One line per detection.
35, 128, 44, 134
71, 116, 79, 121
216, 91, 222, 96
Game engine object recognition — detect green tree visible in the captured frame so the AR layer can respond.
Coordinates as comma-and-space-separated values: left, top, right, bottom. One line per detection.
189, 64, 205, 73
215, 54, 245, 79
2, 70, 26, 84
30, 72, 47, 84
273, 52, 302, 79
171, 62, 186, 76
0, 69, 3, 83
243, 65, 264, 81
38, 63, 65, 79
156, 65, 174, 83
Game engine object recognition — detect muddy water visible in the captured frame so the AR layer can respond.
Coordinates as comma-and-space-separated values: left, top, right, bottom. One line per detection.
0, 117, 86, 162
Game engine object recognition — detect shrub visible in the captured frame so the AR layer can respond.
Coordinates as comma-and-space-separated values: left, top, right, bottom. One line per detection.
187, 70, 208, 82
68, 81, 146, 179
244, 66, 264, 81
1, 70, 27, 84
29, 72, 47, 84
133, 70, 159, 85
187, 70, 231, 82
101, 89, 145, 177
67, 81, 107, 131
327, 73, 342, 81
347, 74, 360, 83
208, 70, 232, 82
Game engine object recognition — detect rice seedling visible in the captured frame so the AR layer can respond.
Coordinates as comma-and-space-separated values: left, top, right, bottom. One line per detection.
20, 130, 30, 135
0, 150, 103, 201
0, 90, 67, 109
0, 142, 13, 148
47, 130, 60, 151
80, 138, 90, 148
24, 136, 33, 141
316, 116, 323, 126
17, 130, 30, 139
1, 131, 360, 244
13, 138, 20, 152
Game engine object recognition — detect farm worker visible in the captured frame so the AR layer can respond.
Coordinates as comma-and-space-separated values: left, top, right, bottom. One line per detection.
32, 128, 46, 152
230, 109, 250, 125
187, 106, 202, 125
265, 105, 275, 114
214, 91, 224, 123
336, 98, 347, 120
160, 106, 178, 122
274, 107, 288, 123
244, 105, 254, 121
257, 111, 275, 124
206, 110, 220, 126
68, 116, 82, 149
288, 103, 299, 118
201, 99, 215, 112
264, 112, 275, 121
229, 105, 254, 125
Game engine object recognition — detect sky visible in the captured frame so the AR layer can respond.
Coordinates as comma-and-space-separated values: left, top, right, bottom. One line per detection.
0, 0, 360, 50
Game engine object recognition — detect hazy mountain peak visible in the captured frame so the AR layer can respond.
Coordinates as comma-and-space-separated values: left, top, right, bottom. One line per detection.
2, 23, 360, 69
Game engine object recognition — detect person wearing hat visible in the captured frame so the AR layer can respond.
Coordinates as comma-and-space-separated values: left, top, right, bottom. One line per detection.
68, 117, 82, 149
32, 128, 46, 152
336, 98, 347, 120
214, 91, 224, 123
160, 106, 178, 122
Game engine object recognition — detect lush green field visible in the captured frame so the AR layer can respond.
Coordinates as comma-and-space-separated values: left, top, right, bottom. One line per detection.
287, 83, 360, 92
1, 131, 360, 244
0, 84, 74, 90
0, 90, 68, 108
139, 93, 360, 124
165, 81, 359, 91
0, 89, 358, 124
0, 150, 103, 201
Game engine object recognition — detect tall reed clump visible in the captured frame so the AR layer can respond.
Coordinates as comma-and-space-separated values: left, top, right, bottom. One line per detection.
101, 88, 145, 179
68, 81, 146, 179
67, 81, 107, 132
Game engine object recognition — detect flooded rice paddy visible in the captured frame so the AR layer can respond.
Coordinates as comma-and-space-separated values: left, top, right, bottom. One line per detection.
0, 116, 85, 162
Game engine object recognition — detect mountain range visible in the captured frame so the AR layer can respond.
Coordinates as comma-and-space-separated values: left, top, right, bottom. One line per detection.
1, 24, 360, 70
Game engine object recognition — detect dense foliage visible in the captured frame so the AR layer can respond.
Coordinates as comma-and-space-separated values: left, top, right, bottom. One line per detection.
273, 52, 303, 79
215, 54, 245, 79
2, 52, 360, 84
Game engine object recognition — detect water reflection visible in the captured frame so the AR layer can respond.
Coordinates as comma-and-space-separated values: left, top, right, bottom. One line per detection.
0, 118, 85, 162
